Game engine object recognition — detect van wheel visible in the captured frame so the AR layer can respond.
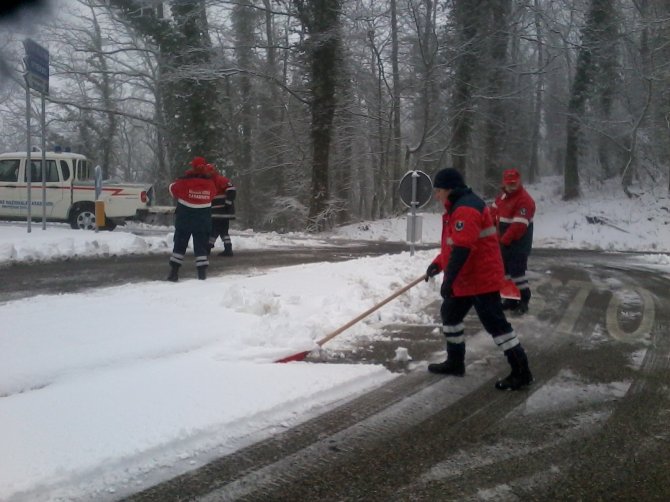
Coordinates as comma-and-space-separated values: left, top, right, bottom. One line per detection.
70, 206, 96, 230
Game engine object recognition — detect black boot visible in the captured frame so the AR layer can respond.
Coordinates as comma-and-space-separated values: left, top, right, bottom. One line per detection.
428, 359, 465, 375
219, 244, 233, 257
501, 298, 520, 311
166, 263, 179, 282
511, 289, 531, 316
496, 345, 533, 390
510, 302, 528, 316
428, 342, 465, 376
197, 266, 207, 280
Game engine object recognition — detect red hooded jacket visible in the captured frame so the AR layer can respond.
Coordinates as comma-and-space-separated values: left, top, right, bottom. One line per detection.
491, 184, 535, 252
432, 188, 505, 296
211, 173, 237, 219
169, 174, 216, 208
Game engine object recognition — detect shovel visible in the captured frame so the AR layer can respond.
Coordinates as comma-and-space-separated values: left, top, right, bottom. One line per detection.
275, 274, 428, 363
500, 278, 521, 300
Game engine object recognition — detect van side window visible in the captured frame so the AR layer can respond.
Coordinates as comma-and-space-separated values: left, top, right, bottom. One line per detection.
76, 160, 90, 180
0, 159, 20, 182
26, 160, 60, 182
60, 160, 71, 181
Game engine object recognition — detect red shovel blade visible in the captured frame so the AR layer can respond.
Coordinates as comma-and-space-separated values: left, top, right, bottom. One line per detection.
274, 274, 427, 364
500, 279, 521, 300
275, 349, 313, 363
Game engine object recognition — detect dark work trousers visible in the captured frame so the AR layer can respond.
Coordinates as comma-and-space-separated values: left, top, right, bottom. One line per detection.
440, 291, 520, 359
501, 246, 531, 302
170, 205, 212, 271
209, 217, 231, 250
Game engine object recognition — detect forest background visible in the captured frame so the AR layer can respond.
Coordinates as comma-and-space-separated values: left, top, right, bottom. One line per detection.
0, 0, 668, 232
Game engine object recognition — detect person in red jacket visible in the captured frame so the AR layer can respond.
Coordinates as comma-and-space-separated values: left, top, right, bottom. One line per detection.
491, 169, 536, 315
425, 168, 533, 390
208, 166, 237, 256
166, 157, 217, 282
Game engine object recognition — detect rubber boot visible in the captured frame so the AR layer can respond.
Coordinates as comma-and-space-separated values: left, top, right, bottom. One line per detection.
197, 266, 207, 280
428, 342, 465, 376
496, 345, 533, 390
219, 244, 233, 257
166, 263, 179, 282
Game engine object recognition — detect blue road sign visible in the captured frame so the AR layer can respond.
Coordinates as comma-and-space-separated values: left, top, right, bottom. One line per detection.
22, 38, 49, 95
23, 38, 49, 63
24, 73, 49, 94
24, 56, 49, 80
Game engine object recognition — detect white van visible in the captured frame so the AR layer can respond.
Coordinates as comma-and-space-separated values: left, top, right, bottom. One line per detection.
0, 151, 155, 230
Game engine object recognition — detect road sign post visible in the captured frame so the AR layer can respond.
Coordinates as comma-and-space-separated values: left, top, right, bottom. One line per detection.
94, 165, 105, 232
22, 38, 50, 232
25, 76, 31, 233
399, 170, 433, 256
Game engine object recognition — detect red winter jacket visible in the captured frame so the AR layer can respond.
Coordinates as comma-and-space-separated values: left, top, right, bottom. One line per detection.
169, 175, 216, 208
211, 174, 237, 219
432, 188, 504, 296
491, 185, 535, 253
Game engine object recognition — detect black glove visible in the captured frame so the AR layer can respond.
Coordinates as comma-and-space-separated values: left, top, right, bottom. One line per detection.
441, 281, 453, 299
425, 263, 440, 281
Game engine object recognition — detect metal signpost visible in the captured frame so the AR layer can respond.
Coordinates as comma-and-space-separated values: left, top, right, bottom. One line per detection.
23, 38, 50, 232
94, 165, 104, 232
398, 170, 433, 256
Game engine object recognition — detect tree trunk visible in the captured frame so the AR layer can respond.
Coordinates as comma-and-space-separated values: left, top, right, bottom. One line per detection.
232, 0, 256, 226
528, 0, 544, 184
296, 0, 342, 231
368, 29, 387, 218
450, 0, 480, 178
482, 0, 511, 198
563, 0, 618, 200
390, 0, 403, 211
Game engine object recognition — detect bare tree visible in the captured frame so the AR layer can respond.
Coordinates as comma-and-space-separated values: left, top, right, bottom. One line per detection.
1, 0, 667, 229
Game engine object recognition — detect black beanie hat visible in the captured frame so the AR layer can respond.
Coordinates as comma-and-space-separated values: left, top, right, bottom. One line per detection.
433, 168, 465, 190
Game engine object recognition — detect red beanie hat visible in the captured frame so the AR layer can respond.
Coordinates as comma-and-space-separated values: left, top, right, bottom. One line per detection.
502, 169, 521, 184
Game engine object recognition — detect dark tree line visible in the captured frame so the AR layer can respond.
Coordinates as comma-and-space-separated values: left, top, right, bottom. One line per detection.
0, 0, 668, 231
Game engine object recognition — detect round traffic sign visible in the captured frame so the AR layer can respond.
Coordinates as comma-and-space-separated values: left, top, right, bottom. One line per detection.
398, 170, 432, 208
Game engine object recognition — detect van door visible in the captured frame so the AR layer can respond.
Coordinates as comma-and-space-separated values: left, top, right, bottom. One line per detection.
24, 159, 65, 217
0, 158, 23, 217
59, 158, 74, 211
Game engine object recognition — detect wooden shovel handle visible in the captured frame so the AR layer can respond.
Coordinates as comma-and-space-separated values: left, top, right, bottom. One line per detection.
315, 274, 428, 348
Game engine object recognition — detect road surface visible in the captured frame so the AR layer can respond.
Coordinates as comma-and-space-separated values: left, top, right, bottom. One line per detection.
3, 245, 668, 501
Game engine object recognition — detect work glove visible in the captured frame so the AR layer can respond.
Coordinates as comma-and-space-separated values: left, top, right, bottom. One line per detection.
441, 281, 453, 299
425, 263, 440, 281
